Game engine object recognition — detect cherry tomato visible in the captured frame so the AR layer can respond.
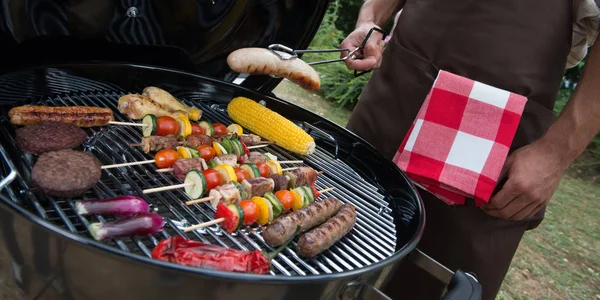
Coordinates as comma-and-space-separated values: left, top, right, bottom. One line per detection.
191, 123, 204, 135
156, 116, 179, 136
234, 168, 251, 182
238, 200, 259, 225
196, 145, 216, 161
212, 123, 228, 135
202, 169, 223, 191
275, 190, 295, 211
154, 149, 179, 168
255, 162, 271, 178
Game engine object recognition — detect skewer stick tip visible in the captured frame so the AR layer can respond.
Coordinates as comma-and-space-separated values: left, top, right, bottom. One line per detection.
185, 196, 213, 205
183, 217, 225, 232
247, 144, 269, 149
318, 187, 335, 194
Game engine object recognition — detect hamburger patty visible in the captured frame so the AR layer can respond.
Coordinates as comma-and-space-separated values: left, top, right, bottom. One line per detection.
16, 122, 87, 155
31, 150, 101, 198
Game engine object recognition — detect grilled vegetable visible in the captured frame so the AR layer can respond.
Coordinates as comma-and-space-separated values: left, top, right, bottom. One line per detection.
142, 86, 202, 121
141, 114, 157, 137
263, 192, 284, 219
214, 203, 244, 233
220, 138, 234, 154
176, 116, 193, 138
156, 116, 180, 136
238, 200, 259, 225
155, 149, 180, 168
251, 196, 273, 225
74, 196, 149, 216
274, 190, 295, 211
212, 123, 228, 135
198, 121, 214, 136
184, 170, 206, 199
196, 145, 216, 161
214, 164, 237, 183
89, 212, 165, 241
177, 146, 200, 159
212, 141, 227, 155
227, 97, 315, 156
290, 189, 304, 211
232, 181, 249, 200
240, 163, 260, 178
231, 139, 244, 157
266, 160, 282, 175
255, 162, 271, 178
227, 123, 243, 135
203, 169, 224, 191
191, 123, 204, 135
234, 167, 251, 183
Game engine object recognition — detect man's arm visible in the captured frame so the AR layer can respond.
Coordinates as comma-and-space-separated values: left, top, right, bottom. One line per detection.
482, 43, 600, 220
340, 0, 406, 71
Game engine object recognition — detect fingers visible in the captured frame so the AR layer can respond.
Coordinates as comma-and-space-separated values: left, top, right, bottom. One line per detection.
340, 26, 385, 71
345, 56, 378, 71
482, 177, 521, 211
506, 199, 538, 220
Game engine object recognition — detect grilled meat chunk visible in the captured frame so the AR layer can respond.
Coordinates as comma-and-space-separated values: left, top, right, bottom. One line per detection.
142, 87, 202, 121
262, 198, 343, 247
172, 158, 207, 180
208, 183, 241, 209
268, 174, 289, 192
239, 134, 261, 146
141, 135, 180, 153
16, 122, 87, 155
296, 203, 357, 258
288, 167, 318, 188
241, 178, 274, 198
215, 154, 238, 168
31, 150, 102, 198
8, 105, 114, 127
186, 134, 212, 148
246, 152, 267, 164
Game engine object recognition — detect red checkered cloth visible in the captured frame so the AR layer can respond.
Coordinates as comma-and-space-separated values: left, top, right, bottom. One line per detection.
392, 70, 527, 206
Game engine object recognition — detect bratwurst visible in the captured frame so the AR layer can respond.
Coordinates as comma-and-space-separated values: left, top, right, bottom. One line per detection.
262, 198, 343, 247
227, 48, 320, 92
8, 105, 114, 127
296, 203, 357, 258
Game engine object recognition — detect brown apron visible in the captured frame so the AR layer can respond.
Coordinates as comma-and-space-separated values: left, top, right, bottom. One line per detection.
346, 1, 573, 299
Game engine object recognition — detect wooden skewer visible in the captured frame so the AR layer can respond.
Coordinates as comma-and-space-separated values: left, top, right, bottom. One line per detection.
156, 168, 173, 173
129, 143, 143, 147
108, 121, 148, 127
278, 160, 303, 164
101, 160, 155, 169
318, 187, 335, 193
142, 182, 193, 194
185, 196, 213, 205
281, 167, 298, 171
184, 218, 225, 232
258, 141, 274, 144
247, 144, 269, 149
316, 171, 324, 174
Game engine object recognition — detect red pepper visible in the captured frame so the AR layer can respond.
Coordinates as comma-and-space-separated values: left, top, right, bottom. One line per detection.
311, 183, 320, 199
151, 236, 270, 274
214, 203, 239, 233
241, 140, 250, 155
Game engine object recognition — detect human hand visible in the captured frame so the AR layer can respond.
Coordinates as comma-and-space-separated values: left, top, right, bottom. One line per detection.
481, 138, 570, 220
339, 23, 385, 71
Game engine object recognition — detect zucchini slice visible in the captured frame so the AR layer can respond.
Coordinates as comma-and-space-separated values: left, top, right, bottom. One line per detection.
221, 138, 234, 155
285, 172, 297, 189
198, 120, 214, 136
231, 139, 244, 157
301, 185, 315, 203
141, 114, 157, 137
263, 192, 283, 218
227, 203, 244, 231
232, 181, 249, 200
184, 170, 206, 199
240, 163, 261, 178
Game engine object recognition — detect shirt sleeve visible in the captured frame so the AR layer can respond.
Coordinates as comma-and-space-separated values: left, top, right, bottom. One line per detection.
567, 0, 600, 68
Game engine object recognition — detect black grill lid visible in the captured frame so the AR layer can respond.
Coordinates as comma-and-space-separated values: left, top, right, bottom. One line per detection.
0, 0, 330, 92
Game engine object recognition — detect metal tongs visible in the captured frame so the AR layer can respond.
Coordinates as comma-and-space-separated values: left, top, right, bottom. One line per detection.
267, 27, 386, 77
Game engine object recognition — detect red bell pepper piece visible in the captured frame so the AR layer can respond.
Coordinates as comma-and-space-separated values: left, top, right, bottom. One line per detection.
311, 183, 320, 199
241, 140, 250, 155
151, 236, 270, 274
214, 203, 239, 233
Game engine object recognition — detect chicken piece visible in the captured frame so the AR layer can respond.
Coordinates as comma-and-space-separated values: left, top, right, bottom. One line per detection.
118, 94, 187, 120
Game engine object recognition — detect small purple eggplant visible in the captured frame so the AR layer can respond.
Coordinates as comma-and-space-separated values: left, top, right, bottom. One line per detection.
89, 212, 165, 241
74, 196, 149, 216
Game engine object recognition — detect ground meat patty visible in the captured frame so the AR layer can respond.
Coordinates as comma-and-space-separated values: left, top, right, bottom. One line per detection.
16, 122, 87, 155
262, 198, 343, 247
31, 150, 101, 198
296, 203, 357, 258
186, 134, 212, 148
269, 174, 289, 191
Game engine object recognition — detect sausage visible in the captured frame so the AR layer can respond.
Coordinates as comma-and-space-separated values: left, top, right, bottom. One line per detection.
296, 203, 357, 258
262, 198, 343, 247
8, 105, 114, 127
227, 48, 320, 92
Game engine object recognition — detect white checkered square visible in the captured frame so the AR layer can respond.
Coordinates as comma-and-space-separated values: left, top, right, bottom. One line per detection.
445, 131, 494, 173
403, 119, 423, 151
469, 81, 510, 109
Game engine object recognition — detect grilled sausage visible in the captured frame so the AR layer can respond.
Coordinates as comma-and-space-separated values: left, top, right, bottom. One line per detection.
227, 48, 320, 92
8, 105, 114, 127
296, 203, 357, 258
262, 198, 343, 247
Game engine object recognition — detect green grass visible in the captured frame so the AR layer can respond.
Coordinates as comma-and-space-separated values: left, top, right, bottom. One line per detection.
273, 79, 600, 300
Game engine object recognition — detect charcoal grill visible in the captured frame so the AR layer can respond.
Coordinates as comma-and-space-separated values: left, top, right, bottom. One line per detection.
0, 1, 481, 300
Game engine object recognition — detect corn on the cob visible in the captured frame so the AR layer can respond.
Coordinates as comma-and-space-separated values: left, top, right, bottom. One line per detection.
227, 97, 315, 156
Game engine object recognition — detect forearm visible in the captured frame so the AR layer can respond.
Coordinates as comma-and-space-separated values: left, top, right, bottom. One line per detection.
356, 0, 406, 29
541, 43, 600, 165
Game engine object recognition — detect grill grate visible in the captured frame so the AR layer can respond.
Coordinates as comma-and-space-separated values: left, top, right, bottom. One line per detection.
0, 90, 397, 276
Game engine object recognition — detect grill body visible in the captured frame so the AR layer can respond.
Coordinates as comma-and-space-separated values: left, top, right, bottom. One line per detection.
0, 64, 425, 300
